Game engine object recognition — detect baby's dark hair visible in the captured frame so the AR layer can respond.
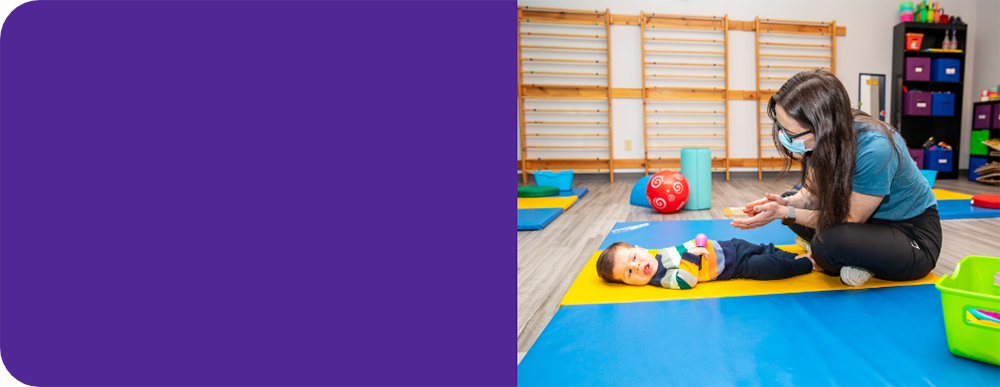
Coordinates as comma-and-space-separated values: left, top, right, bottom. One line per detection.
596, 241, 632, 284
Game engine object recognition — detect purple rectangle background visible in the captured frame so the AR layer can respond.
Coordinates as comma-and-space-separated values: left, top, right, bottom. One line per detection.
1, 1, 511, 385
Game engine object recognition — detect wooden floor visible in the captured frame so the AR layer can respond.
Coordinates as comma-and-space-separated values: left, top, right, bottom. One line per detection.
516, 172, 1000, 365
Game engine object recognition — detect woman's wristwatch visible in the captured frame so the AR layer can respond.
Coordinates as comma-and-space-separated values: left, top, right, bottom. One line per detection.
781, 205, 796, 225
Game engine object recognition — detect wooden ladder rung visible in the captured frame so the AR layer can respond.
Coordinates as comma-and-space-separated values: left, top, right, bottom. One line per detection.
528, 157, 610, 161
759, 42, 830, 47
522, 71, 608, 76
760, 65, 829, 69
647, 122, 725, 125
760, 54, 831, 59
522, 45, 607, 51
522, 95, 609, 100
649, 145, 726, 148
524, 121, 608, 124
521, 83, 606, 88
519, 32, 606, 39
646, 110, 725, 113
521, 58, 608, 64
519, 6, 607, 15
646, 74, 725, 79
644, 61, 725, 67
524, 145, 609, 149
644, 13, 724, 20
647, 133, 726, 136
526, 133, 608, 136
523, 109, 607, 112
645, 37, 725, 43
644, 25, 727, 32
646, 50, 725, 55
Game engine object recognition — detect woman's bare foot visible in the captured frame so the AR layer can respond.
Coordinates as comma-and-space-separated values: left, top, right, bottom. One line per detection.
795, 253, 824, 272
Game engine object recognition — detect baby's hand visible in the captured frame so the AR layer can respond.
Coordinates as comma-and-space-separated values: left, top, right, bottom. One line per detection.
687, 247, 709, 257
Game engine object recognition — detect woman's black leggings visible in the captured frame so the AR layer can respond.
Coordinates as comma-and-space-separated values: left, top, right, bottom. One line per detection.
786, 206, 942, 281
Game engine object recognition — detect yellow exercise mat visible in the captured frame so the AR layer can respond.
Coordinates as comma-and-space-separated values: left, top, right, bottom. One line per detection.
933, 189, 973, 200
559, 244, 940, 307
723, 207, 746, 216
517, 196, 577, 211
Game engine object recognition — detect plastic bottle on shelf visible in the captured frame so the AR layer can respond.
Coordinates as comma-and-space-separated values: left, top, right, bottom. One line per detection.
942, 30, 951, 50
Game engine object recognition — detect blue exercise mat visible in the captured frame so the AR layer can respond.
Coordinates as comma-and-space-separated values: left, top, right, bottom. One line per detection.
517, 208, 564, 230
598, 220, 798, 249
937, 199, 1000, 219
553, 187, 588, 199
518, 285, 1000, 386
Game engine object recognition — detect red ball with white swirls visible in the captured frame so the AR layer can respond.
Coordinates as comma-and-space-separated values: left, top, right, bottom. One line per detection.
645, 170, 689, 214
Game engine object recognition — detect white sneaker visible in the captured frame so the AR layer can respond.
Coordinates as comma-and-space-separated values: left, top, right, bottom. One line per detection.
840, 266, 874, 287
795, 236, 812, 255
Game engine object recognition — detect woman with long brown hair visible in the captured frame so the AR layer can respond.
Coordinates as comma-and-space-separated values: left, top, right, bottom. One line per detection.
731, 70, 941, 287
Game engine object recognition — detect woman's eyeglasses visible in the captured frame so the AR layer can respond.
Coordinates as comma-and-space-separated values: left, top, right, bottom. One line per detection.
771, 108, 813, 139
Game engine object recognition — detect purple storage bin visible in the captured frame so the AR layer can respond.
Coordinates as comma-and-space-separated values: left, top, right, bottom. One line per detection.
903, 92, 932, 116
908, 149, 924, 170
906, 57, 931, 81
994, 103, 1000, 129
974, 104, 992, 129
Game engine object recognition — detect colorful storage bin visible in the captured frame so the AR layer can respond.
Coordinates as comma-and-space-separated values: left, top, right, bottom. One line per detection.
906, 57, 931, 81
935, 255, 1000, 366
924, 148, 952, 172
931, 92, 955, 116
994, 103, 1000, 128
971, 130, 990, 156
930, 58, 961, 82
904, 92, 932, 116
974, 104, 993, 129
920, 170, 937, 188
532, 170, 574, 191
969, 157, 988, 181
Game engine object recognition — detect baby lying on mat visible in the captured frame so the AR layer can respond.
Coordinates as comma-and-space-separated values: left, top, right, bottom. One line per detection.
596, 236, 821, 288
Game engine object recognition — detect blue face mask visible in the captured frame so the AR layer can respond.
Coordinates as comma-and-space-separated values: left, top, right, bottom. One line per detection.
777, 129, 814, 153
773, 108, 815, 153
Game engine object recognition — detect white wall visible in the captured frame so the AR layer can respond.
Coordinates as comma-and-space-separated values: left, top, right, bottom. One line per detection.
517, 0, 988, 172
970, 0, 999, 103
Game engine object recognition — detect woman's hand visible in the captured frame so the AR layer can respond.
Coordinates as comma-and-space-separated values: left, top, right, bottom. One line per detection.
742, 193, 789, 217
731, 201, 786, 229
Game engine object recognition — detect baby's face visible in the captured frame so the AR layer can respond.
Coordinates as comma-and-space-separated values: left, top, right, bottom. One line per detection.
612, 245, 659, 286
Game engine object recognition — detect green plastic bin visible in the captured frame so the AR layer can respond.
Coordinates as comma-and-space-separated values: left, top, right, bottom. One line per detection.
970, 130, 990, 156
934, 255, 1000, 365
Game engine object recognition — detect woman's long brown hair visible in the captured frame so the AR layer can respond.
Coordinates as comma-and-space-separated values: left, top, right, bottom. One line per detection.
768, 70, 902, 231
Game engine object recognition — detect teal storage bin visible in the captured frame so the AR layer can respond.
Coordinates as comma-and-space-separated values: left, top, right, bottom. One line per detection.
921, 170, 937, 188
533, 171, 573, 191
934, 255, 1000, 365
680, 148, 712, 211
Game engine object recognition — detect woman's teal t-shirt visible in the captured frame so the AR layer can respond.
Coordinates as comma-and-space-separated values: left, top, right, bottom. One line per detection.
851, 121, 937, 220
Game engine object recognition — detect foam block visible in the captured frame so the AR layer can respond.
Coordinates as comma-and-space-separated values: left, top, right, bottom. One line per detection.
520, 285, 999, 386
629, 175, 653, 208
517, 208, 563, 230
517, 196, 577, 211
681, 148, 711, 210
559, 244, 938, 307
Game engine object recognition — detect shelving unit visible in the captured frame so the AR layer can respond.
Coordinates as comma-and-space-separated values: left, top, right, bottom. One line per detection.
970, 101, 1000, 181
640, 12, 730, 180
890, 21, 967, 180
518, 6, 614, 183
755, 17, 837, 179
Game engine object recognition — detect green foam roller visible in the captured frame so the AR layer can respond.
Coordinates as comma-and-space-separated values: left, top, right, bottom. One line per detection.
518, 186, 559, 197
681, 148, 712, 211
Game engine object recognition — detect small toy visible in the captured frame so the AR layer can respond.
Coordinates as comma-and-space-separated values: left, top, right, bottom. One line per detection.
646, 170, 689, 214
695, 234, 708, 247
